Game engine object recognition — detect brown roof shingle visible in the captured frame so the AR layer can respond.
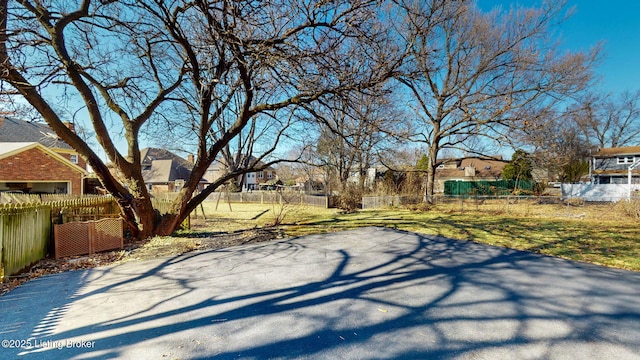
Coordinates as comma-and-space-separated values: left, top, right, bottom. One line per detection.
593, 146, 640, 157
435, 157, 507, 179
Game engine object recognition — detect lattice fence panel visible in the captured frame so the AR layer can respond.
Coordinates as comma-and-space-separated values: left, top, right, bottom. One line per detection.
54, 222, 91, 259
94, 218, 123, 253
54, 218, 123, 259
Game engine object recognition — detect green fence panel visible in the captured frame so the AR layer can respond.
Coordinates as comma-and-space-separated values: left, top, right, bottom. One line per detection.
444, 180, 533, 196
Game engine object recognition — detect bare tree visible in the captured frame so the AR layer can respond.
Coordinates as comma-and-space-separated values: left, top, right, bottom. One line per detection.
394, 0, 597, 202
572, 90, 640, 149
309, 90, 404, 193
0, 0, 394, 238
515, 106, 591, 183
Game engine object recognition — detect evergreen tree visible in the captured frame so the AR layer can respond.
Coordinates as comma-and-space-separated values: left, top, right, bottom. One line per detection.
503, 150, 533, 181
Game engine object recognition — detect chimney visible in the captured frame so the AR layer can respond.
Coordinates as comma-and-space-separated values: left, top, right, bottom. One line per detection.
63, 121, 75, 133
464, 166, 476, 177
187, 154, 194, 164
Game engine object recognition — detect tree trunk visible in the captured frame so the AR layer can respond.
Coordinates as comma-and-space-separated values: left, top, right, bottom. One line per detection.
151, 186, 198, 236
425, 166, 436, 204
134, 197, 158, 239
424, 144, 440, 204
154, 213, 182, 236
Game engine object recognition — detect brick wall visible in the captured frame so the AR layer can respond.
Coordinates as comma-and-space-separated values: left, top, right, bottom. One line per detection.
0, 147, 83, 194
55, 150, 87, 170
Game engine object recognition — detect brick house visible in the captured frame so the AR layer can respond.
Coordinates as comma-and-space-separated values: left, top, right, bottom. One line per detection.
0, 117, 88, 169
243, 166, 277, 190
206, 157, 277, 191
0, 142, 88, 194
0, 117, 89, 194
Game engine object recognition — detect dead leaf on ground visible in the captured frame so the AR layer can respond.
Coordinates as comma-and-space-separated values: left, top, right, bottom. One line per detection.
1, 228, 281, 296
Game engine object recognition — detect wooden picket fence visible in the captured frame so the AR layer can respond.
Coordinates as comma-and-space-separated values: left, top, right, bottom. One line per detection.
0, 193, 236, 280
150, 193, 192, 229
209, 191, 330, 208
0, 206, 50, 281
0, 195, 118, 281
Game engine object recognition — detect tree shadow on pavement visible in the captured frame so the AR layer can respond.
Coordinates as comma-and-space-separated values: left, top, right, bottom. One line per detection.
2, 227, 640, 359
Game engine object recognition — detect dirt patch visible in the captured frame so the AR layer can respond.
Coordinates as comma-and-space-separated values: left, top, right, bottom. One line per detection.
0, 228, 282, 296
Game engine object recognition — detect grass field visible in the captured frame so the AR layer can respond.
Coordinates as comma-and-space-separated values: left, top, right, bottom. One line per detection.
186, 199, 640, 271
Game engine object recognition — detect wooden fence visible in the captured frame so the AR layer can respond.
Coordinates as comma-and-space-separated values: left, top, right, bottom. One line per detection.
0, 206, 50, 281
0, 193, 42, 204
209, 191, 330, 208
0, 196, 118, 281
52, 197, 120, 223
362, 195, 424, 209
54, 218, 124, 259
0, 191, 329, 280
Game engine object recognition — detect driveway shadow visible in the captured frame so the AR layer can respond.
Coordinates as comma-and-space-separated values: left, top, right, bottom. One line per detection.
1, 227, 639, 359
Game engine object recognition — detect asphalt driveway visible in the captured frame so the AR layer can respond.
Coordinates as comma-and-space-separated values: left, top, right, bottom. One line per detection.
1, 227, 640, 359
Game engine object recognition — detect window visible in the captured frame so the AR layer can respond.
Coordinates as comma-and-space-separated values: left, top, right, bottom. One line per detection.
267, 172, 273, 179
70, 154, 78, 164
258, 172, 264, 179
617, 156, 637, 164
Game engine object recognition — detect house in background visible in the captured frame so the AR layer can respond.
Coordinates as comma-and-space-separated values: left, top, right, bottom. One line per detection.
0, 142, 88, 194
433, 156, 508, 193
294, 167, 329, 192
140, 148, 206, 193
591, 146, 640, 184
0, 117, 91, 194
206, 157, 277, 191
0, 117, 88, 170
243, 166, 277, 190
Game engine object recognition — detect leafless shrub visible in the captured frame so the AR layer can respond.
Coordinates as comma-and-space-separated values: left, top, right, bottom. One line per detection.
614, 199, 640, 219
337, 185, 362, 212
564, 198, 585, 207
268, 190, 300, 226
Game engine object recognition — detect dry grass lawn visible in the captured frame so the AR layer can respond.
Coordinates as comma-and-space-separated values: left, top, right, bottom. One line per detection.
191, 198, 640, 271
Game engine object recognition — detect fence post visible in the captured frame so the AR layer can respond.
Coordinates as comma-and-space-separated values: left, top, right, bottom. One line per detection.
506, 195, 510, 214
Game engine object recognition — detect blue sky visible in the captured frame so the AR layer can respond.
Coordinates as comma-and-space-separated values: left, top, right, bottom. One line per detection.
478, 0, 640, 94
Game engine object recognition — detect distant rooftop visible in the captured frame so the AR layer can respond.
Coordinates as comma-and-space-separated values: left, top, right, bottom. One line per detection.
593, 146, 640, 157
140, 147, 194, 184
0, 116, 73, 150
